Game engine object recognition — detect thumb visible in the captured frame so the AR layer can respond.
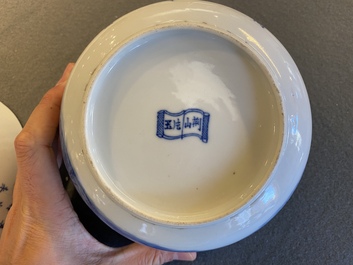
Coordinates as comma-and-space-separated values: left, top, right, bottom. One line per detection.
107, 243, 197, 265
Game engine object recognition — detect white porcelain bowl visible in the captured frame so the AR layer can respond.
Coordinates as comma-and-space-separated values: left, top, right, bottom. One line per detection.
60, 0, 311, 251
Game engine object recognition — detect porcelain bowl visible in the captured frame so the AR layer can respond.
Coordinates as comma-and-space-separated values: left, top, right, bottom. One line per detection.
60, 0, 311, 251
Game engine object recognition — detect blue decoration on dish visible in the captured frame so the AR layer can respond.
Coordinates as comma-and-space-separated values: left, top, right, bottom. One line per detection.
156, 108, 210, 143
0, 183, 11, 230
0, 183, 8, 193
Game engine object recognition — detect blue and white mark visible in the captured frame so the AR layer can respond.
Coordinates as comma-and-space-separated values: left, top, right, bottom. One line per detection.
156, 108, 210, 143
0, 183, 11, 230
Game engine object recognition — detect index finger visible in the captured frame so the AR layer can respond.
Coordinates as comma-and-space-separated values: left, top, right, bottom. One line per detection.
23, 63, 75, 148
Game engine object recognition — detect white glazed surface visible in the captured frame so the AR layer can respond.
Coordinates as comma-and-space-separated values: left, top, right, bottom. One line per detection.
61, 1, 311, 251
84, 27, 283, 225
0, 102, 22, 235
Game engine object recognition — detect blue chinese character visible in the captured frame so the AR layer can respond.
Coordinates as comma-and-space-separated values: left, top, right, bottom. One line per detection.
164, 120, 173, 130
174, 118, 181, 130
192, 116, 202, 131
184, 117, 192, 129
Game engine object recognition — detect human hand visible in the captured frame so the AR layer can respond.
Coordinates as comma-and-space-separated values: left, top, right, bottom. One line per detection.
0, 63, 197, 265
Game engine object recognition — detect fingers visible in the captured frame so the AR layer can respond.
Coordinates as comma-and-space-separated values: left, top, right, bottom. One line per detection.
56, 63, 74, 86
108, 243, 197, 265
15, 63, 74, 166
22, 63, 74, 150
14, 63, 75, 203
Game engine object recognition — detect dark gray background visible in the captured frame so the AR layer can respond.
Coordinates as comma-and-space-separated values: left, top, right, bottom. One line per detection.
1, 1, 353, 264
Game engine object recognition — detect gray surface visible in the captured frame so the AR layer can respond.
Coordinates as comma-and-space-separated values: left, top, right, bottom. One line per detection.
1, 0, 353, 264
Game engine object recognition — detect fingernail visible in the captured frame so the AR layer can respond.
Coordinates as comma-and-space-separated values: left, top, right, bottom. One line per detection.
175, 252, 197, 261
56, 63, 75, 86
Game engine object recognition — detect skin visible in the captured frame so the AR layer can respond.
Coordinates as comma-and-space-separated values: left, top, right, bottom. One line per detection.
0, 63, 197, 265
